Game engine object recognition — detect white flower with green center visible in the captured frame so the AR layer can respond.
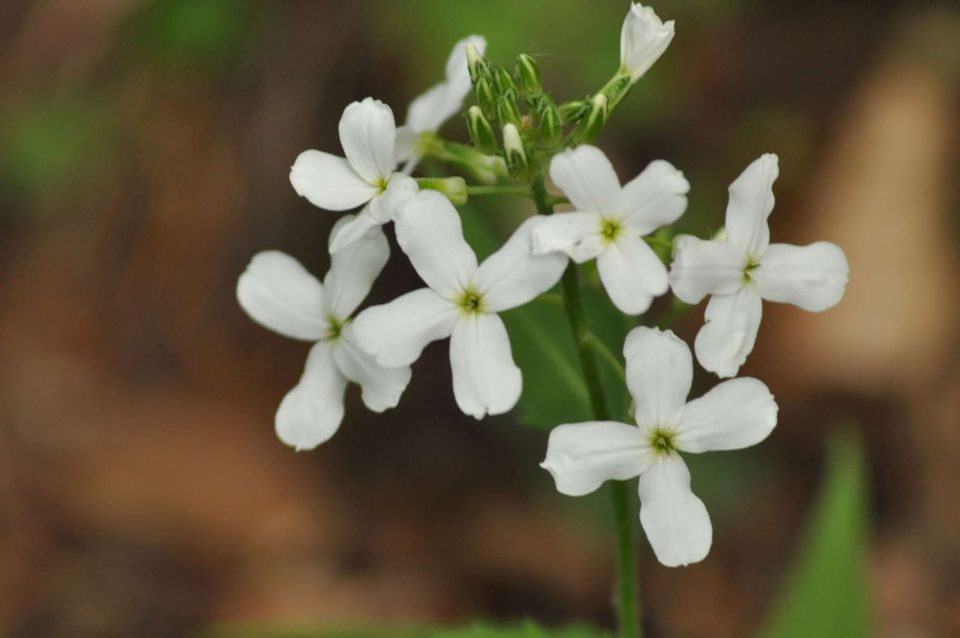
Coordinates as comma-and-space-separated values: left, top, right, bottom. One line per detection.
668, 153, 849, 378
236, 217, 411, 451
620, 2, 675, 84
541, 326, 778, 567
289, 98, 418, 254
395, 35, 487, 169
352, 190, 567, 419
531, 145, 689, 315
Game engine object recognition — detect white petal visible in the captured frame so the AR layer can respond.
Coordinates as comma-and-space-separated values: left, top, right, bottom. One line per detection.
339, 98, 397, 183
328, 206, 383, 254
725, 153, 779, 257
694, 285, 763, 378
549, 145, 623, 216
530, 211, 605, 263
638, 454, 712, 567
394, 190, 478, 298
623, 326, 692, 429
474, 216, 568, 312
237, 251, 326, 341
367, 174, 419, 223
753, 242, 849, 312
405, 82, 456, 134
351, 288, 459, 368
289, 150, 377, 211
323, 216, 389, 318
275, 342, 348, 451
621, 160, 689, 235
541, 422, 654, 497
449, 313, 521, 419
596, 234, 668, 315
394, 125, 418, 163
335, 327, 412, 412
668, 235, 748, 305
620, 3, 675, 82
675, 378, 778, 453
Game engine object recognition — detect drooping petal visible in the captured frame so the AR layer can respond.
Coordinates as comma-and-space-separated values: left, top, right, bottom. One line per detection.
394, 190, 478, 298
621, 160, 689, 235
668, 235, 748, 305
620, 3, 675, 83
334, 327, 412, 412
405, 82, 455, 134
323, 216, 389, 319
724, 153, 779, 257
596, 234, 669, 315
530, 211, 606, 263
638, 454, 712, 567
753, 241, 849, 312
394, 126, 419, 163
237, 251, 327, 341
541, 422, 654, 497
351, 288, 459, 368
675, 378, 778, 453
339, 98, 397, 183
449, 313, 522, 419
367, 174, 419, 223
549, 145, 623, 216
275, 342, 348, 451
328, 205, 382, 254
289, 150, 377, 211
623, 326, 692, 429
694, 284, 763, 378
474, 216, 568, 312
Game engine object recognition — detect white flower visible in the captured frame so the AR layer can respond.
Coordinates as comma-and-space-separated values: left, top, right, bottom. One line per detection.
395, 35, 487, 166
352, 190, 567, 419
289, 98, 418, 254
237, 217, 411, 450
620, 3, 675, 83
531, 145, 689, 315
541, 326, 778, 567
668, 154, 849, 378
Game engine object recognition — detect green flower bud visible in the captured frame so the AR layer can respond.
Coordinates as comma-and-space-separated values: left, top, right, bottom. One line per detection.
416, 177, 468, 206
539, 100, 563, 147
475, 77, 498, 121
497, 92, 522, 126
558, 99, 590, 124
466, 43, 489, 84
578, 93, 608, 142
494, 66, 518, 95
466, 106, 498, 154
502, 123, 528, 177
515, 54, 543, 97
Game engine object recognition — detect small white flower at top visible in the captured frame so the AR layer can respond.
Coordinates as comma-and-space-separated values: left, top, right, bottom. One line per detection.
290, 98, 418, 254
669, 154, 849, 378
237, 217, 411, 451
531, 145, 689, 315
541, 326, 778, 567
352, 190, 568, 419
395, 35, 487, 170
620, 2, 675, 84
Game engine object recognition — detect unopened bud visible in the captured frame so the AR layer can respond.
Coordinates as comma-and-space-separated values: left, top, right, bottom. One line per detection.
494, 66, 518, 95
558, 99, 590, 124
515, 54, 543, 97
466, 43, 489, 83
475, 77, 498, 121
416, 177, 468, 206
502, 123, 528, 177
497, 93, 522, 126
579, 93, 608, 142
539, 100, 562, 147
466, 106, 498, 154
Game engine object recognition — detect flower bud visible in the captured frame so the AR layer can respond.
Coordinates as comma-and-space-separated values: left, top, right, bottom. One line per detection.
466, 42, 489, 83
497, 92, 522, 126
558, 99, 590, 124
515, 54, 543, 97
475, 76, 498, 121
466, 105, 498, 154
416, 177, 468, 206
502, 123, 528, 177
538, 99, 562, 147
494, 66, 518, 95
578, 93, 608, 142
620, 2, 675, 83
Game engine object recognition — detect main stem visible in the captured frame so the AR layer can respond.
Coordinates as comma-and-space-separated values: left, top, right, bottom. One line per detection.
532, 176, 640, 638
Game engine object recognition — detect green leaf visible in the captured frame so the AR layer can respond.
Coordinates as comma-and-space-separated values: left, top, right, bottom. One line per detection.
758, 429, 871, 638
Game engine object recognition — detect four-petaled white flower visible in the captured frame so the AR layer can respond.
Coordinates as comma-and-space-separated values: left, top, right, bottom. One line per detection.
620, 2, 675, 83
668, 154, 849, 378
532, 145, 689, 315
541, 326, 778, 567
352, 190, 568, 419
290, 98, 418, 254
395, 35, 487, 169
237, 217, 411, 451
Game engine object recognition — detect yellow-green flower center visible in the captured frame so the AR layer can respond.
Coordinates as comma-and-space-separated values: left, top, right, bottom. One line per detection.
324, 316, 346, 341
457, 289, 485, 315
650, 428, 676, 455
600, 218, 622, 243
743, 256, 762, 283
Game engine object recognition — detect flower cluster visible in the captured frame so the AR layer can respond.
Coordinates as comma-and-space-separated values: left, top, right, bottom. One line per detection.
237, 3, 849, 567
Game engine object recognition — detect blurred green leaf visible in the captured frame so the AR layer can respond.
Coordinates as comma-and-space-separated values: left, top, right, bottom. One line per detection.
758, 429, 870, 638
203, 621, 607, 638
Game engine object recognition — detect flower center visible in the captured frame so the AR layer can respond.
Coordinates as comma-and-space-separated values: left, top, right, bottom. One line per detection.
457, 288, 486, 315
649, 428, 676, 455
743, 256, 761, 283
324, 315, 346, 341
600, 218, 622, 243
374, 177, 388, 194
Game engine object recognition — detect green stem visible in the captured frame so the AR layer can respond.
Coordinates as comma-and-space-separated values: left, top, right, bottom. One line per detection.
583, 333, 626, 383
465, 185, 533, 197
532, 175, 640, 638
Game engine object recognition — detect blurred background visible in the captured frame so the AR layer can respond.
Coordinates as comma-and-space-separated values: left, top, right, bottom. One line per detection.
1, 1, 959, 636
